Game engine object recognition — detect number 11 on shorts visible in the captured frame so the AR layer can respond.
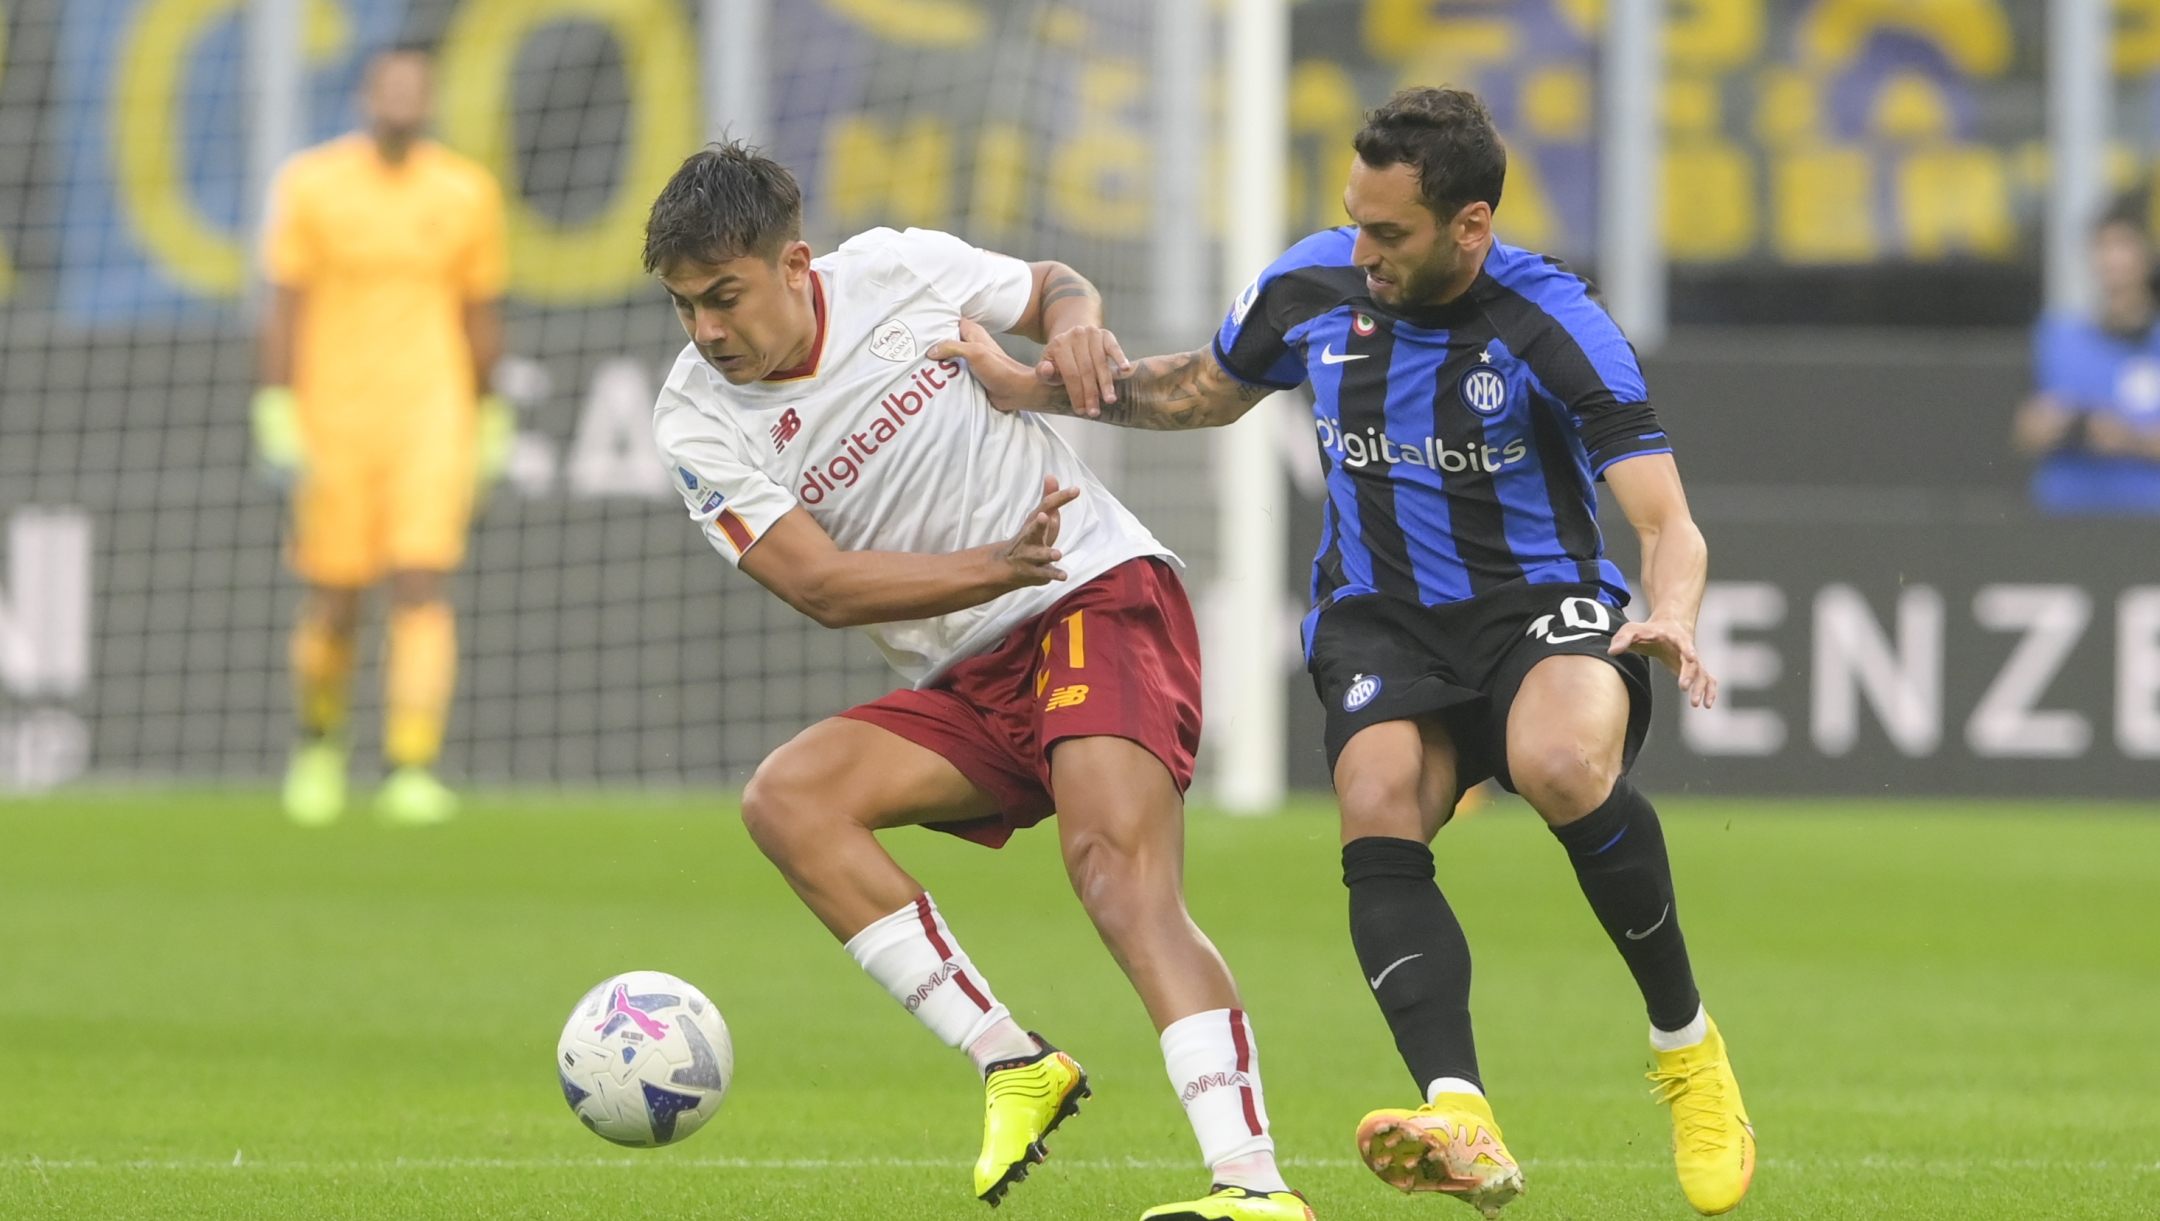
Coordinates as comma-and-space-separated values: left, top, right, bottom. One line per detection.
1038, 612, 1088, 708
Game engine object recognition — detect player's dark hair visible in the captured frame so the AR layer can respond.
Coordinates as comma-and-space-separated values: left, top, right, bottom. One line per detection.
2097, 187, 2151, 239
1353, 87, 1507, 221
367, 41, 434, 66
643, 142, 803, 272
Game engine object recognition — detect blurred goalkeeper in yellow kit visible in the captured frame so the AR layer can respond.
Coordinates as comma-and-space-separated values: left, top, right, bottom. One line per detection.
251, 45, 509, 826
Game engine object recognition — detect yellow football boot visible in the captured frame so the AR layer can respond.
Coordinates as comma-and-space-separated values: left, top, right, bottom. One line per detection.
974, 1034, 1088, 1206
282, 738, 347, 827
1140, 1184, 1315, 1221
1356, 1091, 1523, 1218
375, 766, 458, 826
1649, 1014, 1755, 1215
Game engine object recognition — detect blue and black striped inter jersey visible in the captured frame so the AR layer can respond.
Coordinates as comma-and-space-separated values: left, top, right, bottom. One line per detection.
1213, 228, 1672, 648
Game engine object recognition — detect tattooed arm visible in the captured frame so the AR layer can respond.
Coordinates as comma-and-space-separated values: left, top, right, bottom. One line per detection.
1005, 261, 1103, 342
931, 319, 1273, 431
1000, 260, 1132, 415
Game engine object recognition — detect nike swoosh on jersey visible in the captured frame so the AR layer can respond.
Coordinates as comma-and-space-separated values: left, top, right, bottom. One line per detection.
1320, 346, 1367, 364
1624, 903, 1671, 940
1540, 630, 1603, 644
1368, 953, 1423, 989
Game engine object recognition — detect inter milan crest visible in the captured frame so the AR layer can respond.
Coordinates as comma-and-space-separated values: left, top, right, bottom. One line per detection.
1343, 673, 1382, 711
1458, 366, 1508, 416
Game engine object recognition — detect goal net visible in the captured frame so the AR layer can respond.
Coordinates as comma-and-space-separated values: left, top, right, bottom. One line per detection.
0, 0, 1223, 789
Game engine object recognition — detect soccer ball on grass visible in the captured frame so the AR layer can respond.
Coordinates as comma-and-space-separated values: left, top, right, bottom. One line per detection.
557, 970, 732, 1146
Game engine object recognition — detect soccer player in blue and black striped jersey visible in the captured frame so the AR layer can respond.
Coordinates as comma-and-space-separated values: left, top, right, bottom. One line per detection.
948, 87, 1755, 1218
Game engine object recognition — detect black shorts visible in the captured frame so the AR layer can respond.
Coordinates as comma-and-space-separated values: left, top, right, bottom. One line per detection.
1308, 582, 1653, 793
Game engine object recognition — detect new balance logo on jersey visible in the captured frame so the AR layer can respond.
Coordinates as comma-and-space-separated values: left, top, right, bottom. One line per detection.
770, 409, 803, 452
1316, 417, 1528, 474
1527, 597, 1615, 644
1044, 684, 1089, 710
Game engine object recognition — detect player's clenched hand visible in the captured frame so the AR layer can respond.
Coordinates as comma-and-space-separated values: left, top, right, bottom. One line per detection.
1610, 617, 1719, 709
1036, 324, 1132, 419
927, 320, 1046, 415
993, 476, 1079, 587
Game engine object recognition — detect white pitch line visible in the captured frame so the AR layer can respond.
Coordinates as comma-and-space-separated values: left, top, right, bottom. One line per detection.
8, 1156, 2157, 1174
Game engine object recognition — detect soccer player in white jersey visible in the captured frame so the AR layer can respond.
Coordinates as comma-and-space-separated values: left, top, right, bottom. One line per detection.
641, 144, 1312, 1221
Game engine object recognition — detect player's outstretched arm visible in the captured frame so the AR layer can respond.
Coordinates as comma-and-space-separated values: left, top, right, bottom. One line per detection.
737, 477, 1079, 629
1604, 453, 1719, 709
931, 319, 1269, 431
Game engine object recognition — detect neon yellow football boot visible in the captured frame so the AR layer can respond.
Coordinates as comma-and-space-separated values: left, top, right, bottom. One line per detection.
375, 766, 459, 826
1140, 1184, 1316, 1221
1649, 1014, 1755, 1215
1356, 1091, 1524, 1218
282, 738, 348, 827
974, 1034, 1088, 1206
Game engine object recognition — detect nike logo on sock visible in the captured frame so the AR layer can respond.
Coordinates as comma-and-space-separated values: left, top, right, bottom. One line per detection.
1624, 904, 1671, 940
1320, 345, 1367, 364
1368, 953, 1422, 989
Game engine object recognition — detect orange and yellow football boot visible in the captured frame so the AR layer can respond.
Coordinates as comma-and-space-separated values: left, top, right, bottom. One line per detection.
1356, 1090, 1523, 1217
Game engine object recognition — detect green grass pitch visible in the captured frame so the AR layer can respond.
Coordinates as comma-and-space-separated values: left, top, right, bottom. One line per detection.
1, 791, 2155, 1219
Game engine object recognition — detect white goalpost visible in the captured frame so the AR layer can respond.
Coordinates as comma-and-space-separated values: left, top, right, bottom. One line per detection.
703, 0, 768, 147
1599, 0, 1666, 352
246, 0, 306, 274
1211, 0, 1290, 813
2046, 0, 2111, 315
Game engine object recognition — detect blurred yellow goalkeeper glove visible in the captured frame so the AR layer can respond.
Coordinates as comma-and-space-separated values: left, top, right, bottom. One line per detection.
250, 385, 305, 485
476, 393, 515, 490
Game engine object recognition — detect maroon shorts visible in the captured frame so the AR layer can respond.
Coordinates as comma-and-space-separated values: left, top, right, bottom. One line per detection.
839, 556, 1202, 848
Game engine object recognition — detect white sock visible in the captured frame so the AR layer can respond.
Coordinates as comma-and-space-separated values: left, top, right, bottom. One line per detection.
845, 894, 1015, 1065
1160, 1008, 1284, 1192
1425, 1076, 1484, 1103
1650, 1004, 1709, 1052
966, 1019, 1039, 1075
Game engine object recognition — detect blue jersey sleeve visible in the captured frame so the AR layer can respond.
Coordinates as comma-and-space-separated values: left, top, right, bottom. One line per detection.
1211, 229, 1356, 388
1487, 247, 1663, 472
2032, 314, 2084, 401
1503, 255, 1649, 409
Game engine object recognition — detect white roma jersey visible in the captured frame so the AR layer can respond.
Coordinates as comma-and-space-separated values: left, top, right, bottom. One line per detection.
652, 227, 1173, 687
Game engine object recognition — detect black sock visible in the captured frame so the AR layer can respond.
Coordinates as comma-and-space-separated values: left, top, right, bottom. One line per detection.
1343, 837, 1480, 1095
1549, 779, 1701, 1032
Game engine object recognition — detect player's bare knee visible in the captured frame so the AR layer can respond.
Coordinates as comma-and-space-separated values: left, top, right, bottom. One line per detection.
1336, 762, 1423, 840
1510, 739, 1618, 824
740, 750, 827, 859
1064, 833, 1172, 936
